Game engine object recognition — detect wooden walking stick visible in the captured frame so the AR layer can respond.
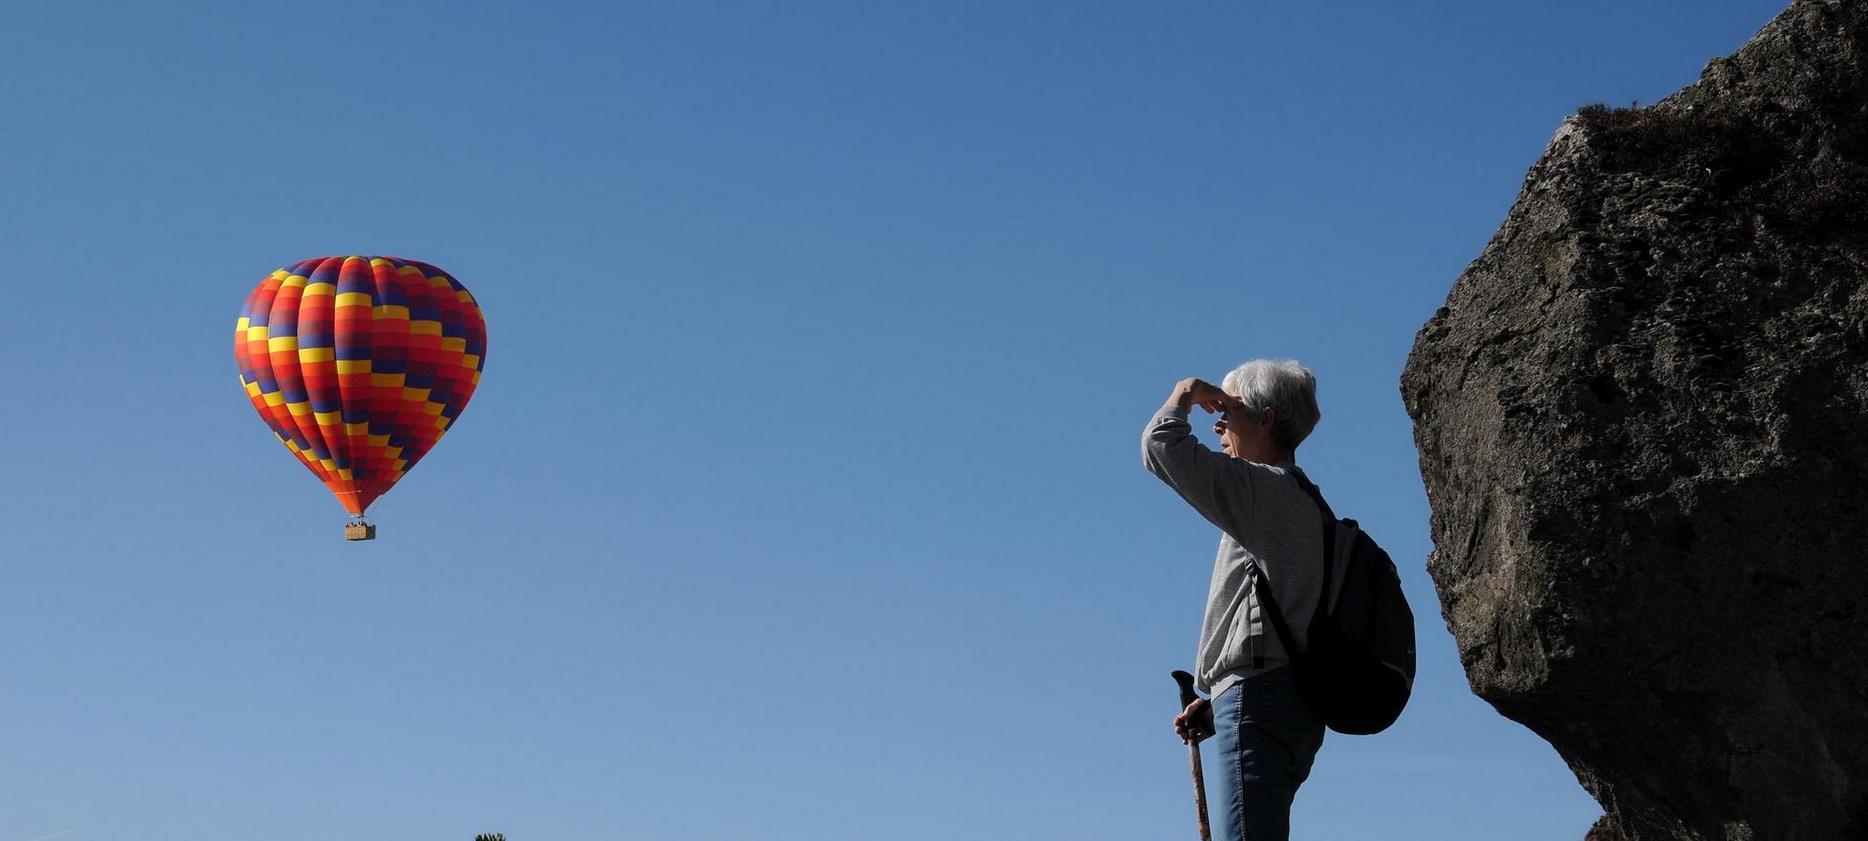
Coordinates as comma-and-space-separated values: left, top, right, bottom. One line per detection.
1172, 670, 1213, 841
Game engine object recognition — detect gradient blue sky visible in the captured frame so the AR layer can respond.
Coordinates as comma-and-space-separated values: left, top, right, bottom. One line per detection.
1, 2, 1788, 839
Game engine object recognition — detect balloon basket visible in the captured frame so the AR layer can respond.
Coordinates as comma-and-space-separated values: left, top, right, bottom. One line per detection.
344, 521, 377, 541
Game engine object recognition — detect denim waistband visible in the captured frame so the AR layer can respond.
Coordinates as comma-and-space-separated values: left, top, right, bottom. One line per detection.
1209, 661, 1290, 698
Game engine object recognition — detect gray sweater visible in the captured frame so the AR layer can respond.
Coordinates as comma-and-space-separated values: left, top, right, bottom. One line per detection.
1142, 405, 1325, 697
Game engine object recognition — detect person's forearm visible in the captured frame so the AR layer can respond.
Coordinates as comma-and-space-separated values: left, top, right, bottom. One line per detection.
1146, 379, 1218, 480
1163, 381, 1197, 413
1142, 402, 1203, 489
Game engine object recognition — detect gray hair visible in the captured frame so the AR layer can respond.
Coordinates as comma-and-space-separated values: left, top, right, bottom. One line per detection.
1221, 359, 1321, 452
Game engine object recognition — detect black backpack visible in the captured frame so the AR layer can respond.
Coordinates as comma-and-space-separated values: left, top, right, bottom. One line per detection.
1251, 474, 1416, 735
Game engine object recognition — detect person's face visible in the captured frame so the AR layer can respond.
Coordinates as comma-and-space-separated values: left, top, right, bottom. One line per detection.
1213, 401, 1261, 458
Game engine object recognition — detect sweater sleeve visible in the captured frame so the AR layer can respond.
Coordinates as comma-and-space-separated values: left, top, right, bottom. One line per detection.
1141, 405, 1258, 539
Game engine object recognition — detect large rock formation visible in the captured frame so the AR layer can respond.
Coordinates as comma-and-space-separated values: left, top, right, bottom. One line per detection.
1400, 2, 1868, 839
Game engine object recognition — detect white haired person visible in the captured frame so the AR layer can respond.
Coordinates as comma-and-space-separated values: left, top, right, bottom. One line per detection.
1142, 359, 1326, 841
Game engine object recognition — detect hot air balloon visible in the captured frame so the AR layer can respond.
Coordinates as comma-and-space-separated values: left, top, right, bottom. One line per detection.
234, 256, 487, 540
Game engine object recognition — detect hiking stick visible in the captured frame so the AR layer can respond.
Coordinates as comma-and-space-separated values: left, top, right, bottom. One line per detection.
1172, 670, 1212, 841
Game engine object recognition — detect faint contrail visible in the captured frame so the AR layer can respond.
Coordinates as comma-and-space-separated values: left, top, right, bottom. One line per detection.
26, 831, 74, 841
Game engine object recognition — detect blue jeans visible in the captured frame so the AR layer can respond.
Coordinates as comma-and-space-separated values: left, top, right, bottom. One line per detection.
1210, 669, 1326, 841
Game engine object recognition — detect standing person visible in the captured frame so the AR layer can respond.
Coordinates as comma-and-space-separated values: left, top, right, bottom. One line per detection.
1142, 359, 1327, 841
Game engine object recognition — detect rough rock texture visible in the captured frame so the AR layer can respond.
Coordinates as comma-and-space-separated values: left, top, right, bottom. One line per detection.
1400, 2, 1868, 840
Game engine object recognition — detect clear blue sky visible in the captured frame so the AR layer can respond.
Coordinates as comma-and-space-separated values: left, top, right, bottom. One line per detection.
0, 2, 1786, 839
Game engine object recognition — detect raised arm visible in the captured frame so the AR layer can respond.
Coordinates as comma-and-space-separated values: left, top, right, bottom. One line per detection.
1142, 378, 1258, 537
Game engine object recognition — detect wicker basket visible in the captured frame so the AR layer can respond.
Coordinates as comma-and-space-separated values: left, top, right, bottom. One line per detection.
344, 522, 377, 541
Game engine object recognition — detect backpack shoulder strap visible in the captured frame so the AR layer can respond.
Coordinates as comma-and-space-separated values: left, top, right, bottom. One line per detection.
1248, 562, 1298, 668
1287, 468, 1338, 622
1246, 467, 1337, 665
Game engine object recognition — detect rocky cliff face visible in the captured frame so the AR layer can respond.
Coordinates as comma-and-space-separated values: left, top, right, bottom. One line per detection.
1400, 2, 1868, 839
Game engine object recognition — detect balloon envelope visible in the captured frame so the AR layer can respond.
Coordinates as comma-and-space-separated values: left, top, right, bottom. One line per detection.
234, 256, 487, 515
